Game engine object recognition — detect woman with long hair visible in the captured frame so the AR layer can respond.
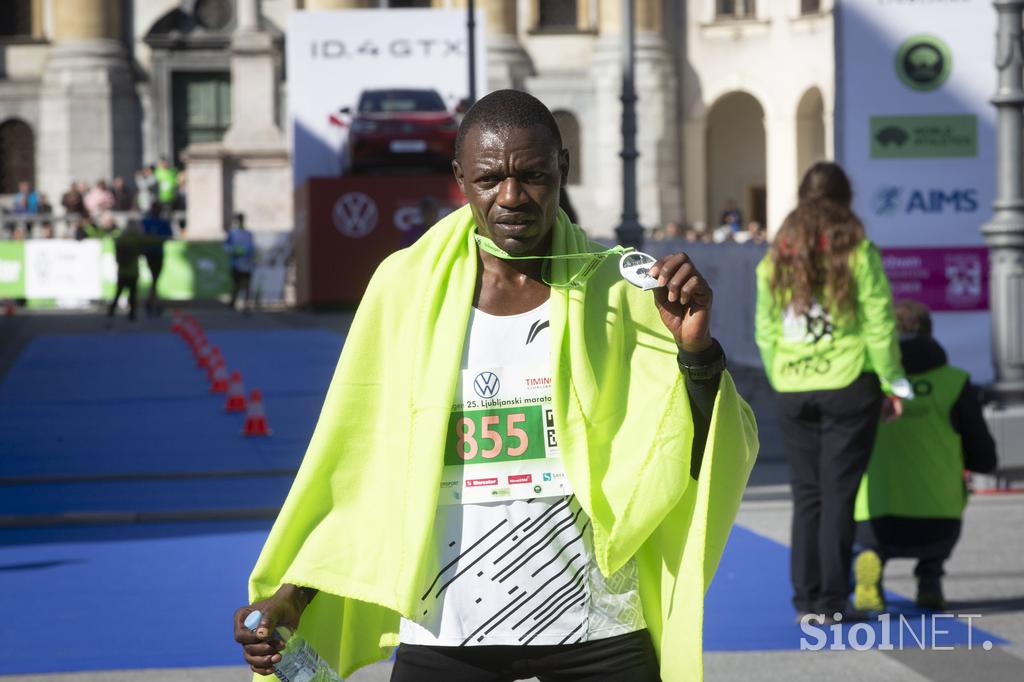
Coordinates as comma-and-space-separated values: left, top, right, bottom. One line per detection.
755, 162, 910, 621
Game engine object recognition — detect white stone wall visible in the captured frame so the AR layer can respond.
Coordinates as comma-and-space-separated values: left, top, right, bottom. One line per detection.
682, 0, 836, 234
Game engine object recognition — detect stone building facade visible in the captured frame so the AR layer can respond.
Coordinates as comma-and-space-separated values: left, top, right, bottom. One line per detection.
0, 0, 832, 237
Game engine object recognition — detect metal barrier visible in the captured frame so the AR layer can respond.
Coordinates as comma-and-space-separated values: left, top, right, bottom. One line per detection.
0, 211, 188, 240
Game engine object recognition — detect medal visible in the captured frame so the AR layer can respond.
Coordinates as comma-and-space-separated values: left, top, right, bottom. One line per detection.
619, 251, 662, 290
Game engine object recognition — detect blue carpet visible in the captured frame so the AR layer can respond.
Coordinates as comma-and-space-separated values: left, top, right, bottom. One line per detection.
0, 330, 343, 478
0, 328, 1010, 675
0, 521, 270, 674
0, 522, 1008, 675
705, 525, 1008, 652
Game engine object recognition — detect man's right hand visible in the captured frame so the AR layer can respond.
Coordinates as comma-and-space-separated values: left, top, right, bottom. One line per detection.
232, 584, 309, 676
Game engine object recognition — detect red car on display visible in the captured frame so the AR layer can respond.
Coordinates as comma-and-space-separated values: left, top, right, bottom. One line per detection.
343, 88, 459, 174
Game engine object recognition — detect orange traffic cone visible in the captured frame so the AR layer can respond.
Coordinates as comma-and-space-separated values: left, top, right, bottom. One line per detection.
207, 352, 225, 382
196, 343, 212, 369
210, 362, 230, 393
242, 389, 272, 436
224, 371, 247, 412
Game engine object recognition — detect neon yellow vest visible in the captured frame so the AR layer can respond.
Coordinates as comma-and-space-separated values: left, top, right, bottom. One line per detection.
855, 365, 969, 521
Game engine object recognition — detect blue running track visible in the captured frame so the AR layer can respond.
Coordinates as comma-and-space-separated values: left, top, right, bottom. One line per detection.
0, 330, 1008, 675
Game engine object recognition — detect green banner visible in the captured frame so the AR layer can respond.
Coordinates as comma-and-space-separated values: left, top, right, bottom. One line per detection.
0, 241, 24, 298
12, 239, 231, 303
870, 115, 977, 159
142, 241, 232, 299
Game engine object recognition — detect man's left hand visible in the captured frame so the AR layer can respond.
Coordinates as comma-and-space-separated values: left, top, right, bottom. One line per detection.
648, 253, 713, 353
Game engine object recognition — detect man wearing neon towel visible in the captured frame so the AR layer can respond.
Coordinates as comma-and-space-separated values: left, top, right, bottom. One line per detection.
233, 90, 758, 682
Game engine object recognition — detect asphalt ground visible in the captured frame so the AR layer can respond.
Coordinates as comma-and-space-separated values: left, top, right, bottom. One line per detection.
1, 306, 1021, 681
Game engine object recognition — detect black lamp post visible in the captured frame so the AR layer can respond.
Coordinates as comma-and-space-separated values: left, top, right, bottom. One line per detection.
615, 0, 644, 249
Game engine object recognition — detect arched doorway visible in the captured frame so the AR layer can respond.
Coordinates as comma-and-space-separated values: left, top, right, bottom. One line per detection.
796, 87, 826, 181
0, 119, 36, 194
705, 91, 766, 228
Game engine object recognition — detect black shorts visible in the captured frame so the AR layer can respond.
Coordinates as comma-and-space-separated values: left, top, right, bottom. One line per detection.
390, 629, 660, 682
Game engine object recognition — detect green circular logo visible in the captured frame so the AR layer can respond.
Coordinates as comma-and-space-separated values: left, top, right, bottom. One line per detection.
895, 35, 952, 92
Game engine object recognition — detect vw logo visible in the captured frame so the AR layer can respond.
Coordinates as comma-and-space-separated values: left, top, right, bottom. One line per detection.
473, 371, 500, 399
332, 192, 378, 238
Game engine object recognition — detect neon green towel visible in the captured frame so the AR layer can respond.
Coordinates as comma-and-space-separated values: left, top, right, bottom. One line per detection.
249, 205, 758, 681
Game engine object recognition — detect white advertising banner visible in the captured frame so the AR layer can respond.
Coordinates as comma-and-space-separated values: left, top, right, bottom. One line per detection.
286, 8, 487, 190
23, 240, 103, 301
837, 0, 996, 381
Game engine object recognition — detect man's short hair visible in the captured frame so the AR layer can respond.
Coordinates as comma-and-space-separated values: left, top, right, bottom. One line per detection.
894, 299, 932, 337
455, 89, 563, 159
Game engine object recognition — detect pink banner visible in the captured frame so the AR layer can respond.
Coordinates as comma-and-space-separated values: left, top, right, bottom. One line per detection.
881, 246, 989, 312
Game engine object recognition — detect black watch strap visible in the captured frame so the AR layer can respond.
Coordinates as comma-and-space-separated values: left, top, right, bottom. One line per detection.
677, 338, 727, 381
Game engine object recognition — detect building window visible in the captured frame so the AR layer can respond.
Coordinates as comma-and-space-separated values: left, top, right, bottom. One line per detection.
172, 72, 232, 165
553, 110, 581, 185
388, 0, 432, 6
0, 0, 33, 38
538, 0, 579, 30
715, 0, 757, 19
800, 0, 821, 14
0, 119, 36, 194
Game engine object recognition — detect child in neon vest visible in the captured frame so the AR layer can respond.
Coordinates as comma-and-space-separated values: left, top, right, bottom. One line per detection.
852, 300, 997, 611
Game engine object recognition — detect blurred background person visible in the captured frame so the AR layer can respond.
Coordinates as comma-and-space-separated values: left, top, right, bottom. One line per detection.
73, 214, 102, 240
852, 300, 997, 613
142, 204, 173, 317
135, 165, 157, 213
13, 181, 39, 214
155, 157, 179, 211
112, 176, 135, 212
61, 180, 86, 218
84, 180, 115, 217
754, 161, 907, 621
225, 212, 255, 313
107, 223, 144, 322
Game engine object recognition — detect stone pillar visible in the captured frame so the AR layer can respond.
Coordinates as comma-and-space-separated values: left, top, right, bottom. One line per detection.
185, 0, 291, 239
223, 0, 283, 151
588, 0, 680, 237
38, 0, 139, 202
482, 0, 533, 91
765, 109, 799, 239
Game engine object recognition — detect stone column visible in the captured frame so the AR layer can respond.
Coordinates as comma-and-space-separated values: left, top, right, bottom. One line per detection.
38, 0, 139, 202
588, 0, 679, 237
223, 0, 283, 151
190, 0, 292, 239
482, 0, 533, 91
765, 108, 799, 239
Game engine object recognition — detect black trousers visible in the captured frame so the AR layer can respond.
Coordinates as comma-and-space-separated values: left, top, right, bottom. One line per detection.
390, 630, 660, 682
856, 517, 961, 585
777, 373, 884, 614
107, 274, 138, 320
145, 253, 164, 309
230, 268, 251, 308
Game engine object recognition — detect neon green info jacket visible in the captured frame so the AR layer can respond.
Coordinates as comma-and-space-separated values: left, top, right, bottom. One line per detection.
249, 206, 759, 681
754, 240, 903, 393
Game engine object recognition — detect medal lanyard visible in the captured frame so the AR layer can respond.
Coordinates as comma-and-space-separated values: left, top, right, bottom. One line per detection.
474, 235, 632, 289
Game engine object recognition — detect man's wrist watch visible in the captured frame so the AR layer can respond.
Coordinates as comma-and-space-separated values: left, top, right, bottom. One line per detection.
677, 338, 727, 381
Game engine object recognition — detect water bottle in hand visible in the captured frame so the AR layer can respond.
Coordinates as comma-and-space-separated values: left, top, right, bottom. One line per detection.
244, 609, 343, 682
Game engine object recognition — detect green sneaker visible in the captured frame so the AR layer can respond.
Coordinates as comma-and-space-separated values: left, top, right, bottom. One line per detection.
853, 549, 886, 613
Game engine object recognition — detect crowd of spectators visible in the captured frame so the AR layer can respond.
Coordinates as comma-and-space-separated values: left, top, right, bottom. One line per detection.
2, 157, 187, 241
650, 215, 768, 245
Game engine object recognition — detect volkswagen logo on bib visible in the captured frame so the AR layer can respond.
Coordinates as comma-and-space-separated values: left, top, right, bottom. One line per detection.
473, 371, 500, 399
332, 192, 378, 238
